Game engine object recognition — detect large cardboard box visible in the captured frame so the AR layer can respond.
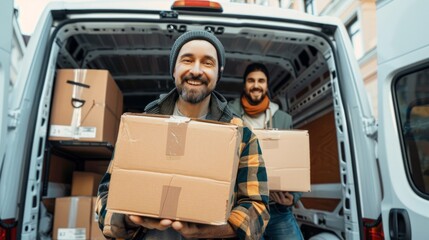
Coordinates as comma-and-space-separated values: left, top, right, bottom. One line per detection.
107, 113, 241, 225
53, 197, 92, 240
49, 69, 123, 145
71, 171, 103, 196
253, 129, 310, 192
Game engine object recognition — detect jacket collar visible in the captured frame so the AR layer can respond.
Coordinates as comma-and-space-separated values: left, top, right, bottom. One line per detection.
144, 88, 235, 122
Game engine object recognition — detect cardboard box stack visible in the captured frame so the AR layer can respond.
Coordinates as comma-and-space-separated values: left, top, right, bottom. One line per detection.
53, 171, 104, 240
107, 113, 241, 225
47, 68, 121, 239
253, 129, 311, 192
52, 196, 104, 240
53, 197, 92, 240
49, 69, 123, 145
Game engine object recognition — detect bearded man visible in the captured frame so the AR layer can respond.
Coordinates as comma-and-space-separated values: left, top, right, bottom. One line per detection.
228, 63, 303, 240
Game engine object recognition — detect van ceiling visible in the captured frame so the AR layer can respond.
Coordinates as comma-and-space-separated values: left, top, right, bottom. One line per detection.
55, 24, 329, 114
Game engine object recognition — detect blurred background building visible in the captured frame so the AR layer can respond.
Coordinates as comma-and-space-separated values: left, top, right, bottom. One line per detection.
231, 0, 378, 117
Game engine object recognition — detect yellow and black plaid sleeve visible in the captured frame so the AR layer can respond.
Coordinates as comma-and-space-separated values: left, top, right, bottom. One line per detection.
95, 159, 143, 239
228, 127, 270, 240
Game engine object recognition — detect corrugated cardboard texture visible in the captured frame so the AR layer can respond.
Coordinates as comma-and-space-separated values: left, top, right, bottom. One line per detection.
71, 171, 103, 196
49, 69, 123, 145
91, 197, 105, 240
253, 129, 310, 191
107, 114, 240, 225
53, 197, 92, 240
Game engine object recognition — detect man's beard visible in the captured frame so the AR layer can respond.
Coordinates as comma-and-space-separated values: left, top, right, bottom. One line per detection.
176, 74, 212, 104
244, 88, 266, 105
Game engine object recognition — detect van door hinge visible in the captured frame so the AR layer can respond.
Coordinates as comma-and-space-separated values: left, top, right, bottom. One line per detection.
363, 117, 377, 140
8, 110, 20, 129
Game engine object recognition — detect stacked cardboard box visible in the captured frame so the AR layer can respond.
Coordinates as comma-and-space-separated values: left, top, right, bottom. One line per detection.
48, 69, 121, 239
107, 113, 241, 225
49, 69, 123, 145
52, 197, 104, 240
253, 129, 311, 192
53, 171, 104, 239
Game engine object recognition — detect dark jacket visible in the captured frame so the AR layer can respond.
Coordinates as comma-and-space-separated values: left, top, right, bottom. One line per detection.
144, 89, 236, 122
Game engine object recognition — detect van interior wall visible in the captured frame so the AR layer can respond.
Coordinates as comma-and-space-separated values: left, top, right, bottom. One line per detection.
44, 24, 341, 237
298, 111, 341, 212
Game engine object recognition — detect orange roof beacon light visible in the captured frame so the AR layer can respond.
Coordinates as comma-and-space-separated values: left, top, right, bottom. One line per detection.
171, 0, 223, 12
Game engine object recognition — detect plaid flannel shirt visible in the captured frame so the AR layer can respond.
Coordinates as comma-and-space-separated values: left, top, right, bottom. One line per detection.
95, 89, 270, 239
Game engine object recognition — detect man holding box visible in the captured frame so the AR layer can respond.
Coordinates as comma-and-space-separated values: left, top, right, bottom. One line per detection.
96, 30, 270, 239
228, 63, 304, 240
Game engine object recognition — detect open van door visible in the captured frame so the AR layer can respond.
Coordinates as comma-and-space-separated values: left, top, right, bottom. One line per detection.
0, 1, 13, 170
0, 0, 15, 237
377, 0, 429, 239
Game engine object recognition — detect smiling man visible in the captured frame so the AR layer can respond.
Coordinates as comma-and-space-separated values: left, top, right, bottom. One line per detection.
228, 63, 303, 240
96, 30, 270, 240
228, 63, 292, 130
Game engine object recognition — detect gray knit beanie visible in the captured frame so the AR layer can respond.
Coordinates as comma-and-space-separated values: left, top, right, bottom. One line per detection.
170, 30, 225, 81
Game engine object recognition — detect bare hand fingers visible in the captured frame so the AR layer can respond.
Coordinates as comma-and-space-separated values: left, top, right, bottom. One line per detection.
172, 221, 184, 231
160, 219, 173, 227
172, 221, 199, 238
270, 192, 281, 202
284, 191, 293, 201
128, 216, 172, 230
279, 191, 293, 205
128, 215, 145, 225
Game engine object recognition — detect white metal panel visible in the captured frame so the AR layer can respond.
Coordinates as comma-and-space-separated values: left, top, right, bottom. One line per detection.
377, 0, 429, 239
377, 0, 429, 65
0, 0, 14, 220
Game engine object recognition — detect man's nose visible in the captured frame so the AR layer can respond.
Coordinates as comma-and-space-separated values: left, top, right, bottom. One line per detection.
189, 62, 203, 76
254, 81, 260, 88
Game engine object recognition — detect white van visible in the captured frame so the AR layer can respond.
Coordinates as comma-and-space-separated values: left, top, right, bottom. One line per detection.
0, 0, 427, 239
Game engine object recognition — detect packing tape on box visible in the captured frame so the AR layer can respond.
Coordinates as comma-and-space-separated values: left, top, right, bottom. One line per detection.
68, 69, 89, 139
68, 197, 79, 227
159, 185, 181, 219
269, 176, 282, 190
166, 116, 190, 156
57, 197, 86, 240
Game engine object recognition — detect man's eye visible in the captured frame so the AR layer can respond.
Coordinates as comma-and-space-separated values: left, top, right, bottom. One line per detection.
182, 58, 192, 63
204, 61, 214, 66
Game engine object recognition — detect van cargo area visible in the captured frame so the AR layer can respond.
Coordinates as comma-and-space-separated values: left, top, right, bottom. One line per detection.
8, 2, 380, 240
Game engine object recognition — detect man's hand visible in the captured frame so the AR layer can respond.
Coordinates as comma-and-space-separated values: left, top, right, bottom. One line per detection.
127, 215, 172, 231
171, 221, 236, 239
270, 191, 294, 206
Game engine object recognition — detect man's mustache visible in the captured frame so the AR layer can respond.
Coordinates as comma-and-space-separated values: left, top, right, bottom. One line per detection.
182, 74, 208, 85
250, 87, 263, 92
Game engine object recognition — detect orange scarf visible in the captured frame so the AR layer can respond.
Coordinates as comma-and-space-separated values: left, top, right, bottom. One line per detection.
241, 95, 270, 116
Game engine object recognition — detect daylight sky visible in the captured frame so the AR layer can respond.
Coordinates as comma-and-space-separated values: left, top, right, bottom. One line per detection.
15, 0, 54, 35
